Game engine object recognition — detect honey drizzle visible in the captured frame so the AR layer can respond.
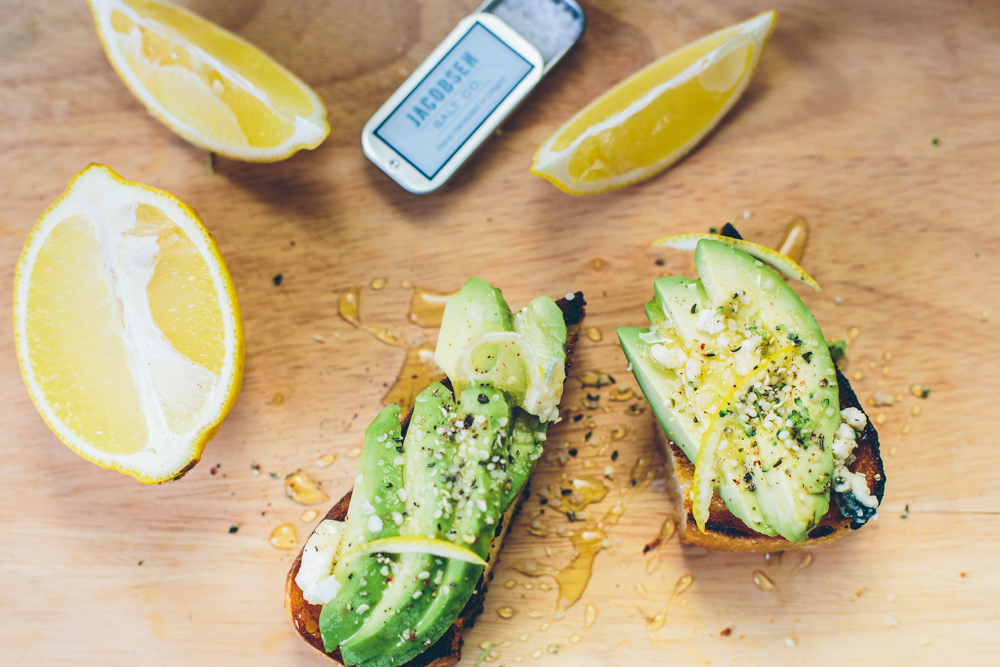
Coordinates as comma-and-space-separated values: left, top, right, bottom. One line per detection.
408, 287, 453, 327
382, 345, 445, 415
269, 523, 298, 550
777, 216, 809, 263
514, 456, 654, 611
647, 574, 694, 631
338, 287, 405, 347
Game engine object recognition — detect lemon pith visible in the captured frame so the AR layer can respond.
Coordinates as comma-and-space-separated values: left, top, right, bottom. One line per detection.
13, 164, 244, 483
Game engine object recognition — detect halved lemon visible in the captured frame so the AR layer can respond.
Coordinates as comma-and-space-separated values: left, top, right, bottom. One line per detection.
13, 165, 245, 483
87, 0, 329, 162
532, 11, 776, 195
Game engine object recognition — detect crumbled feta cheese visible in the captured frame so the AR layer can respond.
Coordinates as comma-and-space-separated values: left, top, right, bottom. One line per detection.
650, 343, 686, 369
696, 308, 725, 334
362, 500, 376, 515
295, 519, 345, 605
840, 407, 867, 431
368, 515, 383, 533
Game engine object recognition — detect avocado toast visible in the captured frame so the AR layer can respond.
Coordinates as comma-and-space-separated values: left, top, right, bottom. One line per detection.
619, 227, 884, 551
286, 278, 584, 666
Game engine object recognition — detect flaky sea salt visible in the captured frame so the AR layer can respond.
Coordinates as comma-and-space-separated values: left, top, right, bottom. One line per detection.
487, 0, 584, 64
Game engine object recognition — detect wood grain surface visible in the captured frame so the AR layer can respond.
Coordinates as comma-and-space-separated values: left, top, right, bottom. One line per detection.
2, 1, 999, 666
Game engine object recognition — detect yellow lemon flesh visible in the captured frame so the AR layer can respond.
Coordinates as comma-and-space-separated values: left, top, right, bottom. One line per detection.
14, 165, 245, 483
88, 0, 329, 162
532, 11, 776, 195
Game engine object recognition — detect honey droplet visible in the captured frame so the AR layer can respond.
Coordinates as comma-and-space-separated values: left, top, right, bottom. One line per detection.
634, 582, 649, 598
673, 573, 694, 595
777, 216, 809, 264
369, 277, 386, 290
610, 424, 627, 440
901, 422, 911, 435
530, 649, 542, 659
300, 509, 319, 522
790, 552, 814, 576
408, 287, 453, 327
346, 448, 362, 458
764, 551, 783, 567
504, 579, 517, 589
909, 383, 930, 399
911, 404, 921, 417
400, 279, 414, 289
570, 634, 581, 644
882, 351, 893, 361
269, 523, 298, 550
523, 582, 535, 590
550, 475, 609, 518
519, 633, 530, 642
647, 574, 693, 630
608, 387, 634, 402
338, 288, 361, 326
853, 370, 864, 381
271, 392, 284, 405
625, 403, 646, 417
593, 258, 603, 271
338, 287, 405, 347
539, 622, 550, 631
285, 470, 330, 505
525, 610, 546, 619
546, 644, 559, 654
874, 412, 887, 425
315, 453, 338, 468
584, 603, 597, 629
585, 327, 603, 342
497, 606, 516, 619
513, 657, 524, 663
383, 345, 445, 415
752, 569, 777, 591
539, 582, 552, 591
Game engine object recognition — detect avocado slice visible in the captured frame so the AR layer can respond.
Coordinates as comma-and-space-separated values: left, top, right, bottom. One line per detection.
336, 383, 460, 665
620, 239, 838, 542
319, 404, 407, 650
434, 277, 514, 397
338, 384, 513, 667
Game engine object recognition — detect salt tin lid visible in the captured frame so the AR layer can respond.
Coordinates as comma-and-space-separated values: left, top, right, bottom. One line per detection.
477, 0, 586, 74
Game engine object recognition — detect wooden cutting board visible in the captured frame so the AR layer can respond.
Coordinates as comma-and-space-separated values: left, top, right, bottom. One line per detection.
1, 1, 998, 665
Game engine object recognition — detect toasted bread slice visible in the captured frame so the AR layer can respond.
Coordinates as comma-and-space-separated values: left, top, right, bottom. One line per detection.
659, 367, 886, 552
285, 293, 585, 666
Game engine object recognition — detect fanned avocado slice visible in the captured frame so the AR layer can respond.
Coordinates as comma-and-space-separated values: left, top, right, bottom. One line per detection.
319, 404, 407, 650
620, 240, 838, 542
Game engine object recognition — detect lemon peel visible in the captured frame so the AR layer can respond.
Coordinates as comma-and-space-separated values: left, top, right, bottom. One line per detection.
653, 233, 821, 292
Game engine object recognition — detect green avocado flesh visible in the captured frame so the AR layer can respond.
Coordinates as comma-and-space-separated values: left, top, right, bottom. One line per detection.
619, 240, 838, 542
322, 278, 565, 667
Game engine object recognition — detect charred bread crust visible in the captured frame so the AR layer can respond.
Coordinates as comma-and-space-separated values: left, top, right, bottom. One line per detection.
661, 367, 886, 552
285, 292, 584, 665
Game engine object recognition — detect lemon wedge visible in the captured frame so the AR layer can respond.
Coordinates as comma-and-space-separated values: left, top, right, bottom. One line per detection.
532, 11, 776, 195
13, 165, 245, 483
337, 537, 487, 568
87, 0, 329, 162
653, 232, 821, 291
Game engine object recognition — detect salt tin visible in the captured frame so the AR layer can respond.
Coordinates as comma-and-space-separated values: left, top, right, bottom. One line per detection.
361, 0, 586, 194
